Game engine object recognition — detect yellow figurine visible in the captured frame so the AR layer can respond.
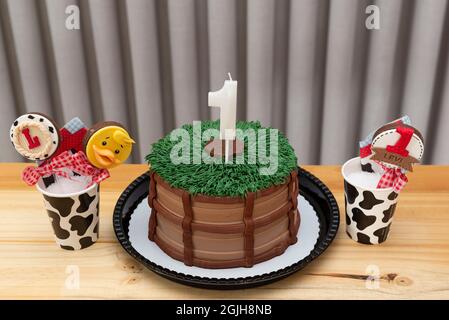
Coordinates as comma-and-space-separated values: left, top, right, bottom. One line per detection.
83, 122, 135, 169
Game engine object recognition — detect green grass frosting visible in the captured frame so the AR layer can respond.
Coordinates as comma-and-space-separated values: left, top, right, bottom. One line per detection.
145, 120, 297, 197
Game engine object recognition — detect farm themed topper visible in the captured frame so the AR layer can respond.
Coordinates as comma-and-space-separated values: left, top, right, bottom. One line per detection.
371, 122, 424, 172
83, 122, 135, 169
9, 113, 135, 193
359, 116, 424, 193
10, 113, 60, 162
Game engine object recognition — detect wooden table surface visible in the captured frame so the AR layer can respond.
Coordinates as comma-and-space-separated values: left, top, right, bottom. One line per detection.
0, 163, 448, 299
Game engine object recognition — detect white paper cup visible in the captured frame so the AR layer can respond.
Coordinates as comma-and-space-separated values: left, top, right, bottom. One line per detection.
342, 157, 399, 245
36, 179, 99, 250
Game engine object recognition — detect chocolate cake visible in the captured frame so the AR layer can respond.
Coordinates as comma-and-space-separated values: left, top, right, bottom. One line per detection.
145, 120, 300, 269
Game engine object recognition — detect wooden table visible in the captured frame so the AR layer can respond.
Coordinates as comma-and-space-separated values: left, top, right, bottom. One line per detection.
0, 163, 448, 299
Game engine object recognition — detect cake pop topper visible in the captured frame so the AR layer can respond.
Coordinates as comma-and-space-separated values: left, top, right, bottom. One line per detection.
371, 122, 424, 172
358, 116, 424, 194
10, 113, 60, 161
83, 121, 135, 169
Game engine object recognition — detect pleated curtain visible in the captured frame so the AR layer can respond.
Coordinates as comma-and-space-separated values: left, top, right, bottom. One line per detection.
0, 0, 448, 164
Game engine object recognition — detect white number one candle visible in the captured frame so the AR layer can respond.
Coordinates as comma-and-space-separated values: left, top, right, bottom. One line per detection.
208, 73, 237, 163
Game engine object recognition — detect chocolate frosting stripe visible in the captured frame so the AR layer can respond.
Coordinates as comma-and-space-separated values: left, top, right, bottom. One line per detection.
148, 171, 157, 208
288, 171, 299, 244
148, 171, 157, 241
181, 191, 194, 266
288, 210, 298, 245
148, 208, 157, 241
243, 192, 256, 267
294, 210, 300, 235
287, 172, 293, 200
290, 171, 298, 209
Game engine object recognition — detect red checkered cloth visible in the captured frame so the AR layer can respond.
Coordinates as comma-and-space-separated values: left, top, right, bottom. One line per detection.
22, 151, 109, 187
376, 162, 408, 193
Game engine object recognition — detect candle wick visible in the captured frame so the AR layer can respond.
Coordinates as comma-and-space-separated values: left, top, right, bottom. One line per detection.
228, 72, 232, 81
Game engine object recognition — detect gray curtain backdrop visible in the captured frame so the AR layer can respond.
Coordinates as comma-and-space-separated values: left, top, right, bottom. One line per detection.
1, 0, 448, 164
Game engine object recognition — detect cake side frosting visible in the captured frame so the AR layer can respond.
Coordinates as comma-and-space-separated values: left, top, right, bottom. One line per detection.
148, 170, 300, 268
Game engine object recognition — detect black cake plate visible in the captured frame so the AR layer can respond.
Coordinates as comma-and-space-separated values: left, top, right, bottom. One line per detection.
113, 167, 340, 289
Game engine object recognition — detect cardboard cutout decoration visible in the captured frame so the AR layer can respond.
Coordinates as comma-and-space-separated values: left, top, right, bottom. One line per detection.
10, 113, 60, 161
371, 122, 424, 172
357, 115, 424, 194
359, 116, 411, 174
83, 121, 135, 169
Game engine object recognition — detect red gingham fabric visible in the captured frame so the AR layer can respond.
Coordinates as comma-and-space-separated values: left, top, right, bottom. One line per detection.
22, 151, 109, 187
376, 162, 408, 193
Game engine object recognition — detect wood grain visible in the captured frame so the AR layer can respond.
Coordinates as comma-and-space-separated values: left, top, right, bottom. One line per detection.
0, 163, 448, 299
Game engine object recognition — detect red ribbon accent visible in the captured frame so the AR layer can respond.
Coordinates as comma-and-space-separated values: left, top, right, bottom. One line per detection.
22, 151, 110, 187
376, 162, 408, 194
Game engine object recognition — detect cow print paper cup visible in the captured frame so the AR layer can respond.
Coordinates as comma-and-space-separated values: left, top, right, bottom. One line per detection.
36, 180, 99, 250
342, 157, 399, 245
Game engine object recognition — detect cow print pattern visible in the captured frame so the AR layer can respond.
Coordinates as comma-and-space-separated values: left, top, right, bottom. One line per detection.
69, 214, 94, 236
357, 232, 372, 244
359, 191, 384, 210
79, 237, 95, 248
42, 175, 56, 188
345, 196, 351, 226
42, 185, 99, 250
43, 195, 74, 217
361, 163, 374, 173
373, 225, 391, 243
344, 181, 359, 205
351, 208, 376, 231
76, 193, 96, 213
382, 204, 396, 223
388, 191, 398, 201
47, 210, 70, 239
344, 181, 399, 245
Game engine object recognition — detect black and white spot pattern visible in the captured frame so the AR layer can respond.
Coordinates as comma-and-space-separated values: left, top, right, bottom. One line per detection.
42, 185, 99, 250
344, 180, 399, 244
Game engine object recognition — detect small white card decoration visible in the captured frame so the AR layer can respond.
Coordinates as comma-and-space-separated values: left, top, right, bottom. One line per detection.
128, 194, 320, 279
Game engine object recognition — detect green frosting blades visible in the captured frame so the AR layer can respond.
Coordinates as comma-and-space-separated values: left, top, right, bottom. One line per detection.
145, 120, 297, 197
